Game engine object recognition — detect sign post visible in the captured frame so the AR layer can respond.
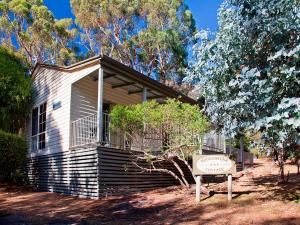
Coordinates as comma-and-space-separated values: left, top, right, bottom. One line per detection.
193, 154, 236, 203
227, 174, 232, 201
195, 175, 201, 203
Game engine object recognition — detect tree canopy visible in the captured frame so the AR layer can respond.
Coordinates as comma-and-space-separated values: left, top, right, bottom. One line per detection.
187, 0, 300, 179
0, 0, 197, 85
0, 46, 31, 132
0, 0, 77, 68
71, 0, 196, 84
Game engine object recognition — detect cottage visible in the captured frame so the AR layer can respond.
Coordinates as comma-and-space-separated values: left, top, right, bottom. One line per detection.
26, 55, 225, 199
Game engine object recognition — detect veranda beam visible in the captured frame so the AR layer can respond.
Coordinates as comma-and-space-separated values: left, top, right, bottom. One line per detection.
93, 73, 116, 81
147, 95, 165, 99
104, 73, 117, 79
128, 89, 144, 95
112, 82, 136, 89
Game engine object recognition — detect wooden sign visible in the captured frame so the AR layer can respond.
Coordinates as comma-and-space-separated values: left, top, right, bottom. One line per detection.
193, 154, 236, 203
193, 154, 236, 175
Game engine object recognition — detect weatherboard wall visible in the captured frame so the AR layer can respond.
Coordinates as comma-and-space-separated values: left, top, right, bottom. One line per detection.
70, 74, 142, 122
26, 146, 194, 199
27, 65, 100, 157
26, 146, 99, 198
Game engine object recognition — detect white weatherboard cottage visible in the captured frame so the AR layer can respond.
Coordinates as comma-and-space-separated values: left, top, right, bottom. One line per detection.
26, 55, 225, 198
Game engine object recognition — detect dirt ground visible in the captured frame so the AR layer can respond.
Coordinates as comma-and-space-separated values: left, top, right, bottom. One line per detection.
0, 158, 299, 225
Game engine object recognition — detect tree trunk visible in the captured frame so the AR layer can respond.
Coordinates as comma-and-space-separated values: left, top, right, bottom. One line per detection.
278, 148, 285, 182
279, 161, 285, 182
239, 136, 244, 170
170, 159, 190, 188
133, 161, 188, 188
177, 157, 196, 182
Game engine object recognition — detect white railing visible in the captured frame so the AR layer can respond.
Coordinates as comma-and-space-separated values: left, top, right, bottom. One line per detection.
202, 130, 225, 153
71, 113, 120, 148
70, 113, 225, 153
71, 114, 98, 147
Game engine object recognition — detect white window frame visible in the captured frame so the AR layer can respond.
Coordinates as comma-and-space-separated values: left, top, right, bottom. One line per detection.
31, 102, 47, 152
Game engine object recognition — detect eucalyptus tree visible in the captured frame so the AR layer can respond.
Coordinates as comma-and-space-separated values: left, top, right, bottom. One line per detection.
188, 0, 300, 180
71, 0, 196, 84
137, 1, 196, 83
0, 0, 77, 68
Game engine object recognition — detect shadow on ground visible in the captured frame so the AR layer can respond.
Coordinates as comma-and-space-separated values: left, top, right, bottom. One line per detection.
0, 158, 299, 225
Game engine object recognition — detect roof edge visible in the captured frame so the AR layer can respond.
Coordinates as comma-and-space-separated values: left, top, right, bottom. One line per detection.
31, 55, 101, 77
31, 55, 197, 104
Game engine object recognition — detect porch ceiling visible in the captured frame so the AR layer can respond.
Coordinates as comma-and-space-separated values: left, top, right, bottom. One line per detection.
92, 70, 165, 101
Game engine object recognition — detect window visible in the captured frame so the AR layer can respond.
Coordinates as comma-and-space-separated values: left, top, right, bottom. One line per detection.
31, 102, 47, 151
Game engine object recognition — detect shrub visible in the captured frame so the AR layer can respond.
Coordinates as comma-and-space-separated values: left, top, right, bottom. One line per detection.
0, 46, 32, 133
0, 130, 27, 183
110, 99, 209, 189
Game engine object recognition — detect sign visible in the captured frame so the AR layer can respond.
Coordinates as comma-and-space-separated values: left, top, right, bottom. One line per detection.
52, 100, 62, 110
193, 154, 236, 175
193, 154, 236, 203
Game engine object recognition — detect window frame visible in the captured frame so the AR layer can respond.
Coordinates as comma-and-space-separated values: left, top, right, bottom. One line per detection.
31, 102, 47, 152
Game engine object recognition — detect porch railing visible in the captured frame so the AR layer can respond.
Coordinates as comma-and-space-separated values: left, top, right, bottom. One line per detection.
71, 114, 98, 147
70, 113, 225, 153
71, 113, 123, 148
202, 130, 225, 152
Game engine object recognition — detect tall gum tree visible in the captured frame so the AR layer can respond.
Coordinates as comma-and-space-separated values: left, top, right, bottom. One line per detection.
71, 0, 196, 84
0, 0, 77, 68
187, 0, 300, 181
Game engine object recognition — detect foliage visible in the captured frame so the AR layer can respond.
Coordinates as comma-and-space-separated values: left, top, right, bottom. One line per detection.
0, 46, 32, 132
187, 0, 300, 180
110, 99, 209, 188
71, 0, 196, 84
110, 99, 208, 150
0, 0, 77, 68
231, 135, 251, 152
0, 130, 27, 183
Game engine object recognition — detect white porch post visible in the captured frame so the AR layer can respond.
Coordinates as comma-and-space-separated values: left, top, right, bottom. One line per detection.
195, 175, 201, 203
97, 66, 104, 142
142, 87, 147, 103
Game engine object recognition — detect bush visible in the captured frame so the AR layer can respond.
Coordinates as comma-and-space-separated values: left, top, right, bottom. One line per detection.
0, 130, 27, 183
110, 99, 209, 189
0, 46, 32, 133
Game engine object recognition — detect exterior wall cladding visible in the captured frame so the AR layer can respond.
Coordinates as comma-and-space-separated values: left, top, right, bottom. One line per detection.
26, 56, 200, 199
26, 146, 194, 199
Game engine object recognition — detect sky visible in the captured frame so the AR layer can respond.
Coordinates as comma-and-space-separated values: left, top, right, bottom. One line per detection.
185, 0, 223, 31
44, 0, 223, 31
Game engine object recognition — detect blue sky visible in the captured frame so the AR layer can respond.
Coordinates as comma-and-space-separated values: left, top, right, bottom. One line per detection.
185, 0, 223, 31
44, 0, 223, 31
